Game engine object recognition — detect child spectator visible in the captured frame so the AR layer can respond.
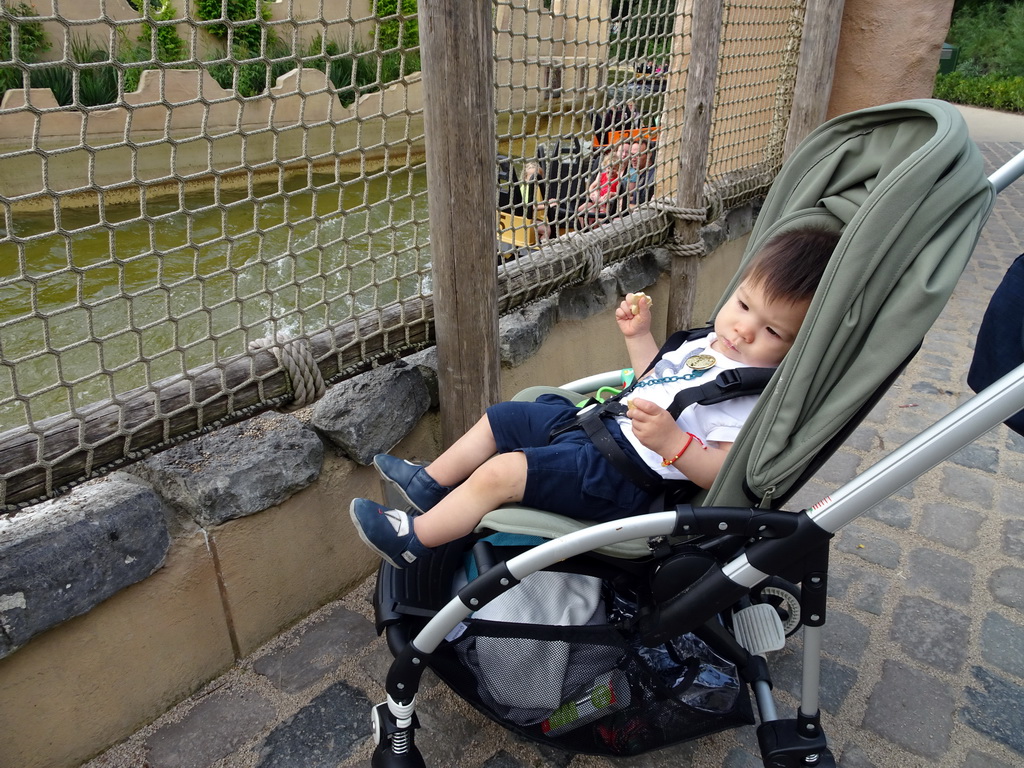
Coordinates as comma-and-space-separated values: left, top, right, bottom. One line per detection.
576, 149, 625, 228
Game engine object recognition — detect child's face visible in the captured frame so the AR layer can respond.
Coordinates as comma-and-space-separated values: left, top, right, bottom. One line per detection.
712, 280, 808, 367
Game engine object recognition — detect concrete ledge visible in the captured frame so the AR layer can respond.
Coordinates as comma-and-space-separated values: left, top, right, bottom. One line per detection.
0, 532, 232, 768
210, 451, 387, 657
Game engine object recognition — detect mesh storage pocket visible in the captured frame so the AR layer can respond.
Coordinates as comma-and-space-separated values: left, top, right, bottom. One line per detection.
431, 614, 754, 756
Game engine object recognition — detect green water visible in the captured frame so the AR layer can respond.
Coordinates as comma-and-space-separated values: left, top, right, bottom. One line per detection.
0, 107, 601, 431
0, 168, 431, 430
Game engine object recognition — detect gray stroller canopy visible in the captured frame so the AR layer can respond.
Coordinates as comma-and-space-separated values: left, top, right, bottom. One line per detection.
704, 99, 995, 508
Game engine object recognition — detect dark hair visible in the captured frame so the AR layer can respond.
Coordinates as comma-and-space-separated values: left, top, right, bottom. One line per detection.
741, 226, 841, 305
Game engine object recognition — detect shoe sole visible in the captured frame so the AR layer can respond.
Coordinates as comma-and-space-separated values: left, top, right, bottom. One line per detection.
372, 455, 429, 515
348, 500, 404, 570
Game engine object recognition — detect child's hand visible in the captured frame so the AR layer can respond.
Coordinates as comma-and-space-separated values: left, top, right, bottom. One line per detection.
615, 292, 653, 337
627, 398, 730, 489
624, 398, 680, 457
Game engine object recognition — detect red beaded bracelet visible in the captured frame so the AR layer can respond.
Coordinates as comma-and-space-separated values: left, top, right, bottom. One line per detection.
661, 433, 695, 466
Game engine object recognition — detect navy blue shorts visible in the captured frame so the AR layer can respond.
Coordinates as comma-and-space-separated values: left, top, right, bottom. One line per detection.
486, 394, 658, 522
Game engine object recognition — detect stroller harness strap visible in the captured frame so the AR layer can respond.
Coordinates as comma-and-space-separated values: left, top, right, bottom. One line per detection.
555, 357, 775, 493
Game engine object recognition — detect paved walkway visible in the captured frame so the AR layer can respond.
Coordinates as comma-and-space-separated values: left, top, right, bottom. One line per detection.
86, 124, 1024, 768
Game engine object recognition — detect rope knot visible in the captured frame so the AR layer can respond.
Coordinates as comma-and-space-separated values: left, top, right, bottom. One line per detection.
249, 334, 327, 411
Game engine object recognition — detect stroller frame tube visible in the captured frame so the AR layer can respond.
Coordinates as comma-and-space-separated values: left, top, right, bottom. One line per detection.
989, 147, 1024, 193
800, 625, 823, 718
809, 360, 1024, 534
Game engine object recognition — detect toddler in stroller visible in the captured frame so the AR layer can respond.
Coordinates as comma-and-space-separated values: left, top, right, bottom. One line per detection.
362, 100, 996, 768
351, 226, 840, 568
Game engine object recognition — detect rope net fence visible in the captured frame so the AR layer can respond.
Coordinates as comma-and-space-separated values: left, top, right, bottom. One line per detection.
0, 0, 806, 510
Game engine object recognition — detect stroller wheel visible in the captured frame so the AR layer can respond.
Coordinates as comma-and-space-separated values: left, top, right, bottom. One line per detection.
752, 577, 802, 637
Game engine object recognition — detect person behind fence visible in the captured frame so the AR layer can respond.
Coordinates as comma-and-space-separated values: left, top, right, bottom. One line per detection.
576, 148, 625, 228
519, 160, 551, 241
592, 99, 638, 146
626, 138, 656, 207
349, 226, 840, 569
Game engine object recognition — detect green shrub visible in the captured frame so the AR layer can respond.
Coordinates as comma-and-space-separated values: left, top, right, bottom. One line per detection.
27, 65, 70, 104
934, 71, 1024, 113
296, 36, 418, 107
194, 0, 272, 53
122, 2, 191, 93
948, 1, 1024, 77
0, 2, 50, 100
72, 39, 119, 106
0, 2, 48, 61
29, 37, 119, 107
139, 1, 188, 63
375, 0, 419, 51
206, 36, 292, 98
24, 38, 117, 107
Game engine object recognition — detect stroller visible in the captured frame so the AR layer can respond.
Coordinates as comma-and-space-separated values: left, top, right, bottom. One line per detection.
367, 100, 1016, 767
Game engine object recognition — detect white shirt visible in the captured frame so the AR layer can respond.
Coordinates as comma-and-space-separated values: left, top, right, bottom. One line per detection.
615, 332, 764, 480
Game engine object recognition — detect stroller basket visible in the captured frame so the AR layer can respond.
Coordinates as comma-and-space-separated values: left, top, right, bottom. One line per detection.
377, 551, 754, 756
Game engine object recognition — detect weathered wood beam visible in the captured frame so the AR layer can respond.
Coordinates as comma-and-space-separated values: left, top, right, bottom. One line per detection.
667, 0, 724, 333
784, 0, 846, 159
419, 0, 501, 446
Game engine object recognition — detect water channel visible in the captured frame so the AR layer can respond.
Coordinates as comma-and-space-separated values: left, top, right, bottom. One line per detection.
0, 108, 603, 431
0, 168, 431, 430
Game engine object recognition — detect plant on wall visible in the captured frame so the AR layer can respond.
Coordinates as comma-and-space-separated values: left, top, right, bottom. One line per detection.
122, 1, 191, 93
0, 2, 50, 100
375, 0, 419, 51
194, 0, 283, 98
29, 37, 119, 107
194, 0, 272, 53
0, 1, 421, 107
609, 0, 674, 65
139, 1, 187, 63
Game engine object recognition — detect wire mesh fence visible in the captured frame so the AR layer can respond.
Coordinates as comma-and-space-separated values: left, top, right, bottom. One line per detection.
0, 0, 808, 510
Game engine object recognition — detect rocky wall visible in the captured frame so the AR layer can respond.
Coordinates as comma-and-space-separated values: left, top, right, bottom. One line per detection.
827, 0, 955, 118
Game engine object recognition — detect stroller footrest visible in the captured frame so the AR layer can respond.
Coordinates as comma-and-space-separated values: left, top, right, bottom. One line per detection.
733, 603, 786, 657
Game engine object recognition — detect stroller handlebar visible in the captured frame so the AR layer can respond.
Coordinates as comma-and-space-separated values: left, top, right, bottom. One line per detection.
674, 504, 799, 539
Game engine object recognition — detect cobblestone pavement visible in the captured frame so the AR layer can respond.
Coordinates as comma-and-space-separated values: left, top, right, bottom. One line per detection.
86, 138, 1024, 768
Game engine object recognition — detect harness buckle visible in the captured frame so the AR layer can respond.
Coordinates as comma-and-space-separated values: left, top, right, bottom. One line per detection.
714, 368, 745, 390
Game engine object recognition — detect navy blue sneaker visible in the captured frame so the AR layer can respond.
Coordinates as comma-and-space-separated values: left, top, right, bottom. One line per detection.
349, 498, 430, 569
373, 453, 453, 514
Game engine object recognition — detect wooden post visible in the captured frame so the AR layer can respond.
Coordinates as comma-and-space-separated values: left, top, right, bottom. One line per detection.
783, 0, 845, 160
667, 0, 724, 333
418, 0, 501, 447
